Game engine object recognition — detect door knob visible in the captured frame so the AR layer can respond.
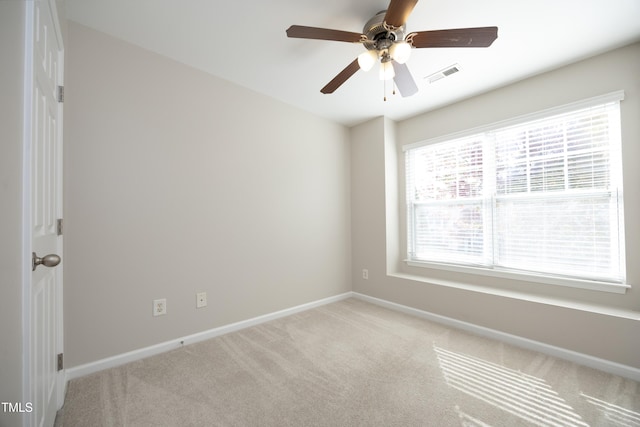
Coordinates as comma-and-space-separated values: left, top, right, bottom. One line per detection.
32, 252, 61, 271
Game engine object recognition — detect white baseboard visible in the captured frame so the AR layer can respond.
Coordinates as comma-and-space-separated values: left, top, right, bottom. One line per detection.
65, 292, 353, 382
351, 292, 640, 382
66, 291, 639, 384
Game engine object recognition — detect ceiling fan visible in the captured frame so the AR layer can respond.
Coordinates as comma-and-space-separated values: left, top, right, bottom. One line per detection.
286, 0, 498, 98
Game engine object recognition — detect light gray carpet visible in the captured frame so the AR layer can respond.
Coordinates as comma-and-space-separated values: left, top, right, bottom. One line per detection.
55, 298, 640, 426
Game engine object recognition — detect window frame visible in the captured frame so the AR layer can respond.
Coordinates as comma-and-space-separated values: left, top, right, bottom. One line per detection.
402, 91, 628, 294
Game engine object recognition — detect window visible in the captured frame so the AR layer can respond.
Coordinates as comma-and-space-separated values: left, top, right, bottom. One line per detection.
404, 92, 626, 291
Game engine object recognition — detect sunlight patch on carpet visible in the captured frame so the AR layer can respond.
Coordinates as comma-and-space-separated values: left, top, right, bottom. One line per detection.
435, 346, 587, 426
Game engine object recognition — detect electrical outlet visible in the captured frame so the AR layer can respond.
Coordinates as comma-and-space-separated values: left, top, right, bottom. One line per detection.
362, 269, 369, 280
196, 292, 207, 308
153, 298, 167, 316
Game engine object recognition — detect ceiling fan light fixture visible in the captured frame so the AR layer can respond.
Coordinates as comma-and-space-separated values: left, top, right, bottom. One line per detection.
285, 2, 498, 96
390, 41, 411, 64
379, 60, 395, 80
357, 50, 378, 71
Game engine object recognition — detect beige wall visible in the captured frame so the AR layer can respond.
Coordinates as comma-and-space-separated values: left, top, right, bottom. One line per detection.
63, 21, 639, 371
352, 42, 640, 368
0, 4, 27, 427
64, 23, 351, 367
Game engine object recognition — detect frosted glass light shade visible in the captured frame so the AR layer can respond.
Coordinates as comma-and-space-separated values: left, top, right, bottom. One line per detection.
390, 41, 411, 64
379, 61, 395, 80
357, 50, 378, 71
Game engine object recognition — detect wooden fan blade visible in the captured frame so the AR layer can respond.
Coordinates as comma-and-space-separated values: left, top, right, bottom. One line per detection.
286, 25, 363, 43
384, 0, 419, 28
321, 59, 360, 94
410, 27, 498, 48
392, 61, 418, 97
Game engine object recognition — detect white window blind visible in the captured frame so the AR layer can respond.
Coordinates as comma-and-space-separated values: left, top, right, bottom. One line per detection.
405, 94, 626, 288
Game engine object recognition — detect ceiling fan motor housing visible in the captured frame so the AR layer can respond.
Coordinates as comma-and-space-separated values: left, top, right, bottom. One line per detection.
363, 10, 406, 51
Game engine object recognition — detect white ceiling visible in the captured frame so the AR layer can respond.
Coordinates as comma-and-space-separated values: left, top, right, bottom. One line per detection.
63, 0, 640, 127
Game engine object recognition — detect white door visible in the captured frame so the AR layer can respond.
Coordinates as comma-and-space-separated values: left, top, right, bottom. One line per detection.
25, 0, 64, 426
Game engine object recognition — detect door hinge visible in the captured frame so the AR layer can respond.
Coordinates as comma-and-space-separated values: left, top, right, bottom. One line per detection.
57, 218, 63, 236
57, 353, 63, 371
57, 85, 64, 103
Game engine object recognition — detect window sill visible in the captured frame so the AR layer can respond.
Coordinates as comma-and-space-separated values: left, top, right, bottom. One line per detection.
388, 270, 639, 321
405, 260, 629, 295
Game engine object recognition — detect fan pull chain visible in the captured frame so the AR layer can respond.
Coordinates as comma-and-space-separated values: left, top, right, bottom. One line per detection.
383, 81, 398, 102
383, 79, 387, 102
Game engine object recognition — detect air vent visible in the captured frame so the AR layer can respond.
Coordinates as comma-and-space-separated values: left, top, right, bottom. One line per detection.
425, 64, 461, 84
